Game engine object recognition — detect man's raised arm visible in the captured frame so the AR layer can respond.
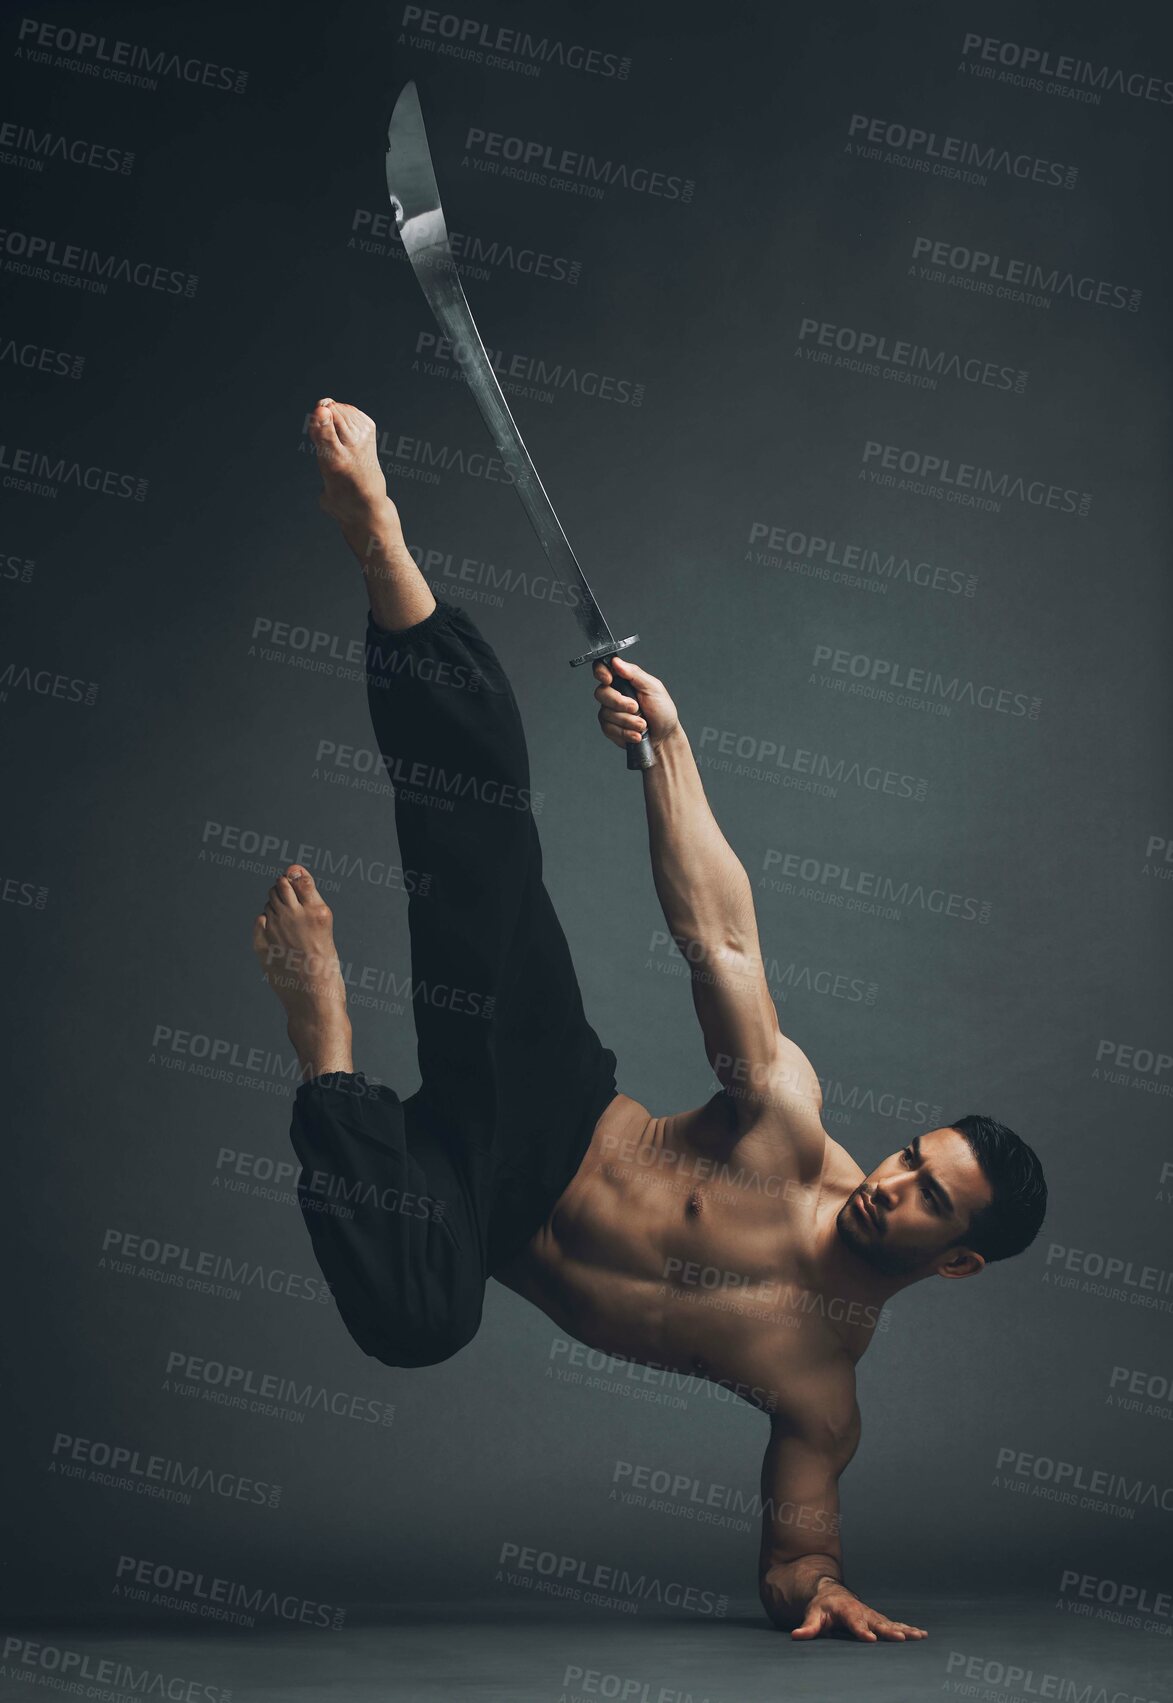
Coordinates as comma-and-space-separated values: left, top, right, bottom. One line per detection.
593, 654, 822, 1141
757, 1372, 926, 1643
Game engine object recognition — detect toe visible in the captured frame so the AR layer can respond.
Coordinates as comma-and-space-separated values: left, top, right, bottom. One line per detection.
309, 401, 339, 442
284, 864, 318, 903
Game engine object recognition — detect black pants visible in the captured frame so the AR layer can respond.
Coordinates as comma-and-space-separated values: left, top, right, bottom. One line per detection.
288, 597, 618, 1368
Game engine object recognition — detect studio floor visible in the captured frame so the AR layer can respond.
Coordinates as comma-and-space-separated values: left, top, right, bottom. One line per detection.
4, 1596, 1169, 1703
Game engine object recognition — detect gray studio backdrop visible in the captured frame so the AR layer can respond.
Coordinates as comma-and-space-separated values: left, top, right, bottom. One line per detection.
5, 0, 1172, 1636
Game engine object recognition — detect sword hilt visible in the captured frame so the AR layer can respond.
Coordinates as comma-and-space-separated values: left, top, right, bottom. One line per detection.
570, 634, 656, 772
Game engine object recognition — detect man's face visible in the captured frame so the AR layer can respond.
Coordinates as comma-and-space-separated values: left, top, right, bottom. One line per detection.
835, 1127, 993, 1278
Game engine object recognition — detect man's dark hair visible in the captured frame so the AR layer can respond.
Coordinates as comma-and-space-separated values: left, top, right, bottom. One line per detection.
949, 1114, 1047, 1263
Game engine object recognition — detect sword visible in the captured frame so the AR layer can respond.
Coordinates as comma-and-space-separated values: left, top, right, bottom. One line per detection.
384, 78, 655, 773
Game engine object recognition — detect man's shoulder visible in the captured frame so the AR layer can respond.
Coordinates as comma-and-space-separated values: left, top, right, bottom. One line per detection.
744, 1331, 860, 1441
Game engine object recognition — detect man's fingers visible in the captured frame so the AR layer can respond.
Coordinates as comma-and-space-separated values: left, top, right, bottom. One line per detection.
597, 713, 632, 747
594, 682, 640, 713
599, 708, 643, 735
869, 1613, 925, 1639
790, 1606, 826, 1639
610, 653, 656, 689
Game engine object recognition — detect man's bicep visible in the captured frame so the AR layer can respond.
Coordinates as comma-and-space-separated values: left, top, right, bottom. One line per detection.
687, 946, 822, 1122
687, 942, 779, 1089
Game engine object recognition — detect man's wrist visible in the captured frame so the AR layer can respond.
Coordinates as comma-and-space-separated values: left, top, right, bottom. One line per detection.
650, 721, 686, 756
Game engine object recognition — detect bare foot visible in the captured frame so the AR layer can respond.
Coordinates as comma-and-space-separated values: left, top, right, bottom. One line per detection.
309, 398, 393, 528
252, 864, 354, 1081
307, 398, 436, 630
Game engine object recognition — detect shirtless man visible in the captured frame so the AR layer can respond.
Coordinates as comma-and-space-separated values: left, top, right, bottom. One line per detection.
255, 398, 1047, 1645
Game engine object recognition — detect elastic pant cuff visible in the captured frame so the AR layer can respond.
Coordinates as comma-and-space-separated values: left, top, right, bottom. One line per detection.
367, 598, 460, 647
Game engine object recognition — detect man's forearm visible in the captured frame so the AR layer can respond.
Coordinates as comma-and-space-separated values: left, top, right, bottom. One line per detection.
760, 1553, 844, 1628
642, 724, 757, 951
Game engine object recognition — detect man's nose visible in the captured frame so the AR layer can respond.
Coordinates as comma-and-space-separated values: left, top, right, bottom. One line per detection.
872, 1176, 899, 1208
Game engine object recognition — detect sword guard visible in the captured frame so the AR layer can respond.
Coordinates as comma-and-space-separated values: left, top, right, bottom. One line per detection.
568, 633, 641, 668
570, 635, 656, 772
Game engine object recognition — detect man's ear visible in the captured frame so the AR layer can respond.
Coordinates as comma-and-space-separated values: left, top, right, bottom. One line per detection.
936, 1246, 985, 1279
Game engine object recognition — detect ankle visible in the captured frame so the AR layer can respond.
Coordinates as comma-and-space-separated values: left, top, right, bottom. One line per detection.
288, 1013, 354, 1082
340, 499, 404, 562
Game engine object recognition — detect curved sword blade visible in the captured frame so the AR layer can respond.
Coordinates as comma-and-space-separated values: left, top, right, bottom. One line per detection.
385, 80, 616, 654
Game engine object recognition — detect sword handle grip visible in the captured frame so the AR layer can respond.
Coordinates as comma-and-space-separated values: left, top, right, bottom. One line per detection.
626, 725, 656, 772
577, 641, 657, 771
616, 666, 655, 771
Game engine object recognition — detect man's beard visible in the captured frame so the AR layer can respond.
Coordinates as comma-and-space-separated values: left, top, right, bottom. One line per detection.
835, 1199, 932, 1276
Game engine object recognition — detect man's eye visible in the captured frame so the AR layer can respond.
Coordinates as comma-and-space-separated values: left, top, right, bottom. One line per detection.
900, 1149, 912, 1166
920, 1186, 936, 1208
